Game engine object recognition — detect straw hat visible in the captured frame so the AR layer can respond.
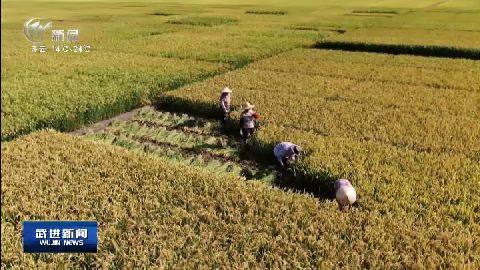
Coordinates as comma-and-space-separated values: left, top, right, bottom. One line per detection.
244, 102, 255, 110
221, 87, 232, 93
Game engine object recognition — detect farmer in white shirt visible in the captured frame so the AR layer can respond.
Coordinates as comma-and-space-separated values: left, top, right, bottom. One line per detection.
273, 142, 303, 171
239, 102, 259, 145
334, 179, 357, 210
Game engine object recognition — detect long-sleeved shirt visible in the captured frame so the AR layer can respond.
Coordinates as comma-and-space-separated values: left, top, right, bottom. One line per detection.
273, 142, 298, 166
240, 109, 256, 128
220, 94, 231, 113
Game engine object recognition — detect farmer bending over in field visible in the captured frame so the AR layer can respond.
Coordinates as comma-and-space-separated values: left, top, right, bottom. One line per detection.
273, 142, 303, 172
334, 179, 357, 211
239, 102, 259, 145
219, 87, 232, 125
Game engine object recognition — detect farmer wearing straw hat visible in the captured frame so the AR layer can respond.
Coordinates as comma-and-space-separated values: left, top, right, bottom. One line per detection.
334, 179, 357, 211
219, 87, 232, 125
239, 102, 259, 145
273, 142, 303, 172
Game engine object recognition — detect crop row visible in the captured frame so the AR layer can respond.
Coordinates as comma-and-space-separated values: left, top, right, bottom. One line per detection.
3, 131, 479, 268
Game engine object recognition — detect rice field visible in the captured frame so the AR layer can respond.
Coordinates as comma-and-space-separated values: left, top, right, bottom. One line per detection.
3, 131, 479, 268
2, 0, 480, 268
158, 48, 480, 267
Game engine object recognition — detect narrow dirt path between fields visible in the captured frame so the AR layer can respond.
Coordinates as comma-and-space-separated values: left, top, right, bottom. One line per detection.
69, 106, 153, 136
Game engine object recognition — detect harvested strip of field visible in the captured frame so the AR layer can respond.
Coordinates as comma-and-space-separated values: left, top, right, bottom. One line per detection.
245, 10, 287, 15
77, 108, 276, 183
351, 10, 400, 14
150, 12, 177, 16
2, 131, 479, 268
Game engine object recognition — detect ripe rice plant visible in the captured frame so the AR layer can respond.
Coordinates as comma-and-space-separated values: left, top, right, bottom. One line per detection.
3, 1, 480, 268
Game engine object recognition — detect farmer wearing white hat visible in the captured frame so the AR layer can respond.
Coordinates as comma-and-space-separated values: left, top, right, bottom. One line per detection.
334, 179, 357, 210
273, 142, 303, 171
219, 87, 232, 124
239, 102, 259, 145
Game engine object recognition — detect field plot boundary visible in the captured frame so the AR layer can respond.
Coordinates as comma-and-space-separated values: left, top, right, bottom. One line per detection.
314, 41, 480, 60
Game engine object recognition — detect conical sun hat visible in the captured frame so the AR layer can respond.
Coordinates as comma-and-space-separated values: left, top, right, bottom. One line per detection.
222, 87, 232, 93
244, 102, 255, 110
335, 185, 357, 207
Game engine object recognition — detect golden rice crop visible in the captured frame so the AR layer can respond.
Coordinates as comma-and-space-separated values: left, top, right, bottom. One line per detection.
157, 48, 480, 267
161, 49, 480, 159
1, 52, 228, 141
2, 131, 479, 268
327, 28, 480, 49
1, 1, 323, 141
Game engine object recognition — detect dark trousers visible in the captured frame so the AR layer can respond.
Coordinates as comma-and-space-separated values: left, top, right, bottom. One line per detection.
221, 111, 230, 125
241, 128, 255, 144
276, 157, 290, 172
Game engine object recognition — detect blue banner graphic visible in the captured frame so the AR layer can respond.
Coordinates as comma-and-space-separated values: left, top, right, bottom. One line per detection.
23, 221, 98, 253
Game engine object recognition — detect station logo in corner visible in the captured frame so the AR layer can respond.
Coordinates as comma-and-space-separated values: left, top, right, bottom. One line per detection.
23, 18, 53, 43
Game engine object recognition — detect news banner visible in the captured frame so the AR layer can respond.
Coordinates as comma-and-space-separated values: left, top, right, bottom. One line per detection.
23, 221, 98, 253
